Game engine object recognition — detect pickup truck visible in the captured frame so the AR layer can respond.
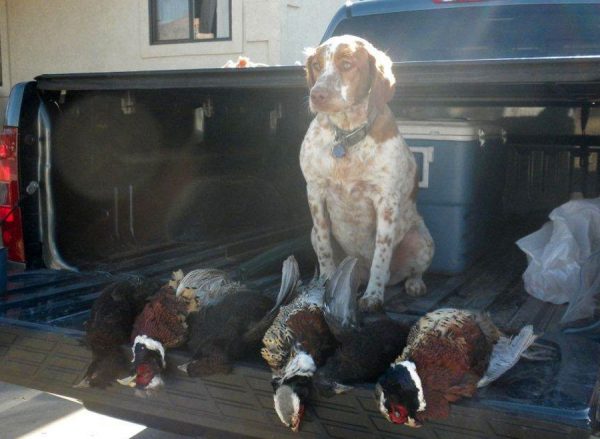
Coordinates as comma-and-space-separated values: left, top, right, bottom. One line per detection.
1, 1, 600, 438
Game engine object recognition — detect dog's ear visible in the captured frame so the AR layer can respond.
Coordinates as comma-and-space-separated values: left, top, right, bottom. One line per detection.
304, 47, 317, 89
366, 43, 395, 112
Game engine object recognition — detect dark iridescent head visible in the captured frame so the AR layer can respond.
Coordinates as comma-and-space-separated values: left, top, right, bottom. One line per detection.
375, 361, 426, 428
117, 336, 166, 392
272, 375, 312, 432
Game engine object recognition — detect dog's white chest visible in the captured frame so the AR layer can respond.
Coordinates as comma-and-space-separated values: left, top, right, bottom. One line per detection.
301, 122, 387, 183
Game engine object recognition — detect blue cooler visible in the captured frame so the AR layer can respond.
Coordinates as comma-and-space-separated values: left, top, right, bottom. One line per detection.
397, 120, 506, 274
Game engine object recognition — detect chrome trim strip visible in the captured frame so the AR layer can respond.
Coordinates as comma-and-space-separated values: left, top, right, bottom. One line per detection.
36, 102, 44, 244
37, 102, 77, 271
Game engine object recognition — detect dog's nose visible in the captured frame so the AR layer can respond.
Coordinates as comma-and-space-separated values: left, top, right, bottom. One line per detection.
310, 87, 329, 104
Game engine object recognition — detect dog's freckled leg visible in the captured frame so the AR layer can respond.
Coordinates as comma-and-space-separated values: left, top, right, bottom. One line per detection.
308, 185, 336, 279
359, 196, 410, 312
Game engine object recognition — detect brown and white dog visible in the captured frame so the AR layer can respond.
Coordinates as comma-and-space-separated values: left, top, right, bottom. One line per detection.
300, 35, 434, 311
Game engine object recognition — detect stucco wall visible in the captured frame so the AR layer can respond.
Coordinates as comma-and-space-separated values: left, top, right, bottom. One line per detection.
0, 0, 10, 123
0, 0, 344, 123
6, 0, 246, 83
280, 0, 344, 66
243, 0, 282, 66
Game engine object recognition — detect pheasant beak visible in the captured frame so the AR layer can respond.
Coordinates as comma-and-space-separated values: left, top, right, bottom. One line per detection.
291, 404, 305, 432
117, 374, 137, 387
405, 416, 422, 428
73, 378, 91, 389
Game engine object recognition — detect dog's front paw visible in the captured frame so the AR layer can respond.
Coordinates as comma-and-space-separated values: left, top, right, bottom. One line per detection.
405, 277, 427, 297
358, 290, 384, 313
317, 260, 336, 281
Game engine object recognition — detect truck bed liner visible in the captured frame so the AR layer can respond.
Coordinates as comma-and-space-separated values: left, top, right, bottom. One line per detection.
2, 224, 308, 326
0, 224, 598, 438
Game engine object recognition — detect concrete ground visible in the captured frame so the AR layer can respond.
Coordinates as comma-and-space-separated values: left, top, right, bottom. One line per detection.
0, 382, 195, 439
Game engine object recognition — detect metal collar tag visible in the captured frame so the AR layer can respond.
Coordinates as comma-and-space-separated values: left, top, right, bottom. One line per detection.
329, 110, 377, 159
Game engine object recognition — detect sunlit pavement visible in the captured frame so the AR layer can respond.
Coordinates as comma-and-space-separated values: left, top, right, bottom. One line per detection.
0, 382, 195, 439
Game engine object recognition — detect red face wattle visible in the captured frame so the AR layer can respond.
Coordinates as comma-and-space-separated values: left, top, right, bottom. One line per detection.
389, 403, 409, 425
135, 363, 154, 388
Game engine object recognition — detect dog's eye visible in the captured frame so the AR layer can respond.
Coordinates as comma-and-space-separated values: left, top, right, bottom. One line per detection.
311, 61, 321, 72
341, 61, 353, 71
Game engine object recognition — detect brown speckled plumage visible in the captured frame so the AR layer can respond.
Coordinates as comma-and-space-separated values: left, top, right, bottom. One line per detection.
398, 309, 500, 422
401, 309, 501, 362
176, 268, 242, 309
377, 308, 543, 427
261, 277, 336, 376
132, 285, 189, 348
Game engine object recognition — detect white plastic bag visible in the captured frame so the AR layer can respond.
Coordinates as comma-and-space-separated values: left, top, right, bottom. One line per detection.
561, 250, 600, 328
516, 198, 600, 305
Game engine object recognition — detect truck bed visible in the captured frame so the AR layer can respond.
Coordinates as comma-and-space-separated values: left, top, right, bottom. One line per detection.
0, 221, 598, 439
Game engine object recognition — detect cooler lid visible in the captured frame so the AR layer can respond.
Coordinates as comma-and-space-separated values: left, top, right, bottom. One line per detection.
396, 119, 503, 141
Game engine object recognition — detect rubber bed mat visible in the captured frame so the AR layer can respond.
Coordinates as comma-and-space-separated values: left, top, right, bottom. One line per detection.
0, 319, 598, 439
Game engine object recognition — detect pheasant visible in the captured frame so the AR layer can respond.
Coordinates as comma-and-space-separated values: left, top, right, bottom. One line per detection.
375, 308, 554, 427
117, 281, 191, 392
75, 277, 161, 388
314, 257, 412, 396
177, 257, 298, 377
261, 258, 343, 432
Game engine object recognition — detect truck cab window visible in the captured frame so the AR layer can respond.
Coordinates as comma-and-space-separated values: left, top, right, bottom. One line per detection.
331, 5, 600, 62
149, 0, 231, 44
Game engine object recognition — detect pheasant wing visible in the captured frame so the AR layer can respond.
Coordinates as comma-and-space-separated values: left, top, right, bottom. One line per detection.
477, 325, 538, 387
243, 255, 300, 342
324, 257, 360, 337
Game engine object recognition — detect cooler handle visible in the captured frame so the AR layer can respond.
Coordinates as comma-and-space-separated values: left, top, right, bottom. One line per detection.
409, 146, 434, 189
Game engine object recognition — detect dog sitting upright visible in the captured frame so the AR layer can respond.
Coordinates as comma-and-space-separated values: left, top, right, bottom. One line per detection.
300, 35, 434, 312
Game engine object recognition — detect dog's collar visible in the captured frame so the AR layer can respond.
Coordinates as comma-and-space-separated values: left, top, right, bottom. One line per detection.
328, 110, 378, 158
